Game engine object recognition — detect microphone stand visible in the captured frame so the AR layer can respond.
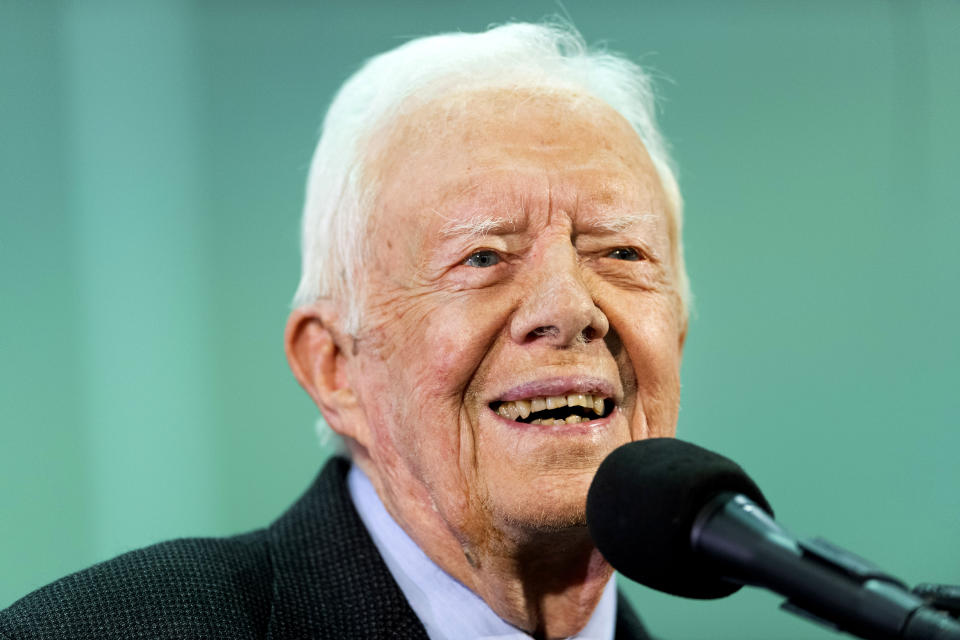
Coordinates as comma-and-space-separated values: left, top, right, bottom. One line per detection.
913, 584, 960, 620
694, 494, 960, 640
777, 537, 960, 639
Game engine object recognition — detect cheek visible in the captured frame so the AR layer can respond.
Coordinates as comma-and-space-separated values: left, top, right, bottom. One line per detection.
400, 290, 513, 403
616, 299, 684, 437
359, 287, 514, 457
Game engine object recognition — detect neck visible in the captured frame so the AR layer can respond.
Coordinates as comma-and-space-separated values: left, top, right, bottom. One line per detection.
355, 454, 613, 639
461, 526, 615, 639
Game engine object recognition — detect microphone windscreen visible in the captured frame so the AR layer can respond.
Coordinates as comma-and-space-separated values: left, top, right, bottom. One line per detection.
586, 438, 773, 599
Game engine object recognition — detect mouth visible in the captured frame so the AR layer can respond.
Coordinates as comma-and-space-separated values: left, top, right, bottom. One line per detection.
489, 393, 614, 425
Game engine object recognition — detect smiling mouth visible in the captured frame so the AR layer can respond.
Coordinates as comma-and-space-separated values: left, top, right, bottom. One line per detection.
490, 394, 614, 425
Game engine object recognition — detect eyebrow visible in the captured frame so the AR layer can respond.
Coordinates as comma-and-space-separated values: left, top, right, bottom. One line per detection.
578, 212, 657, 233
438, 212, 520, 240
437, 211, 656, 241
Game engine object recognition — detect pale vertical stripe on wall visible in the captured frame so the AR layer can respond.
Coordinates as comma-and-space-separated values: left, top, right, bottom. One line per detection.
61, 0, 217, 559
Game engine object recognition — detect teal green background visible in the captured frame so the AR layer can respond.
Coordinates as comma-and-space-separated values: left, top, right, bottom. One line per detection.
2, 2, 958, 637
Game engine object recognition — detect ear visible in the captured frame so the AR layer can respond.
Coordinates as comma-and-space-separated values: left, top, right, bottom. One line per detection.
284, 302, 370, 447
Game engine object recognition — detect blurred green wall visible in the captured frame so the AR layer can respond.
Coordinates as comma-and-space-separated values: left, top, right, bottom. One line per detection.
2, 1, 958, 637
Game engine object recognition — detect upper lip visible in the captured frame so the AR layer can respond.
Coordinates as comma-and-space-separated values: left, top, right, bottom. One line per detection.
489, 375, 619, 404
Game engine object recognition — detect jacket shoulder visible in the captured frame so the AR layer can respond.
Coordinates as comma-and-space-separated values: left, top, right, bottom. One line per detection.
0, 531, 273, 640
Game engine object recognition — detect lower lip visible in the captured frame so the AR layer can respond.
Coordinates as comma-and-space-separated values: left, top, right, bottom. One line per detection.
487, 406, 617, 434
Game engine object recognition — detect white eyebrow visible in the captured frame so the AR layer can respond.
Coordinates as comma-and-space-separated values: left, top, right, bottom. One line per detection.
438, 213, 518, 239
437, 211, 655, 240
579, 212, 657, 233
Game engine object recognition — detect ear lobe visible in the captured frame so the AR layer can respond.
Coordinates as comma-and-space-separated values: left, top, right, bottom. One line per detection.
284, 304, 362, 440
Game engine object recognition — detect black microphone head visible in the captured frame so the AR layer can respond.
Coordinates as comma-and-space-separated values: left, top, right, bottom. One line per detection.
586, 437, 774, 599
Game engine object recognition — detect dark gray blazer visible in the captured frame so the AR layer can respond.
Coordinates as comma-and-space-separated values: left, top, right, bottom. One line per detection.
0, 458, 653, 639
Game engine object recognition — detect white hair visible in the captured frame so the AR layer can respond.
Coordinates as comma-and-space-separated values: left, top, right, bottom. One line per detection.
293, 21, 690, 332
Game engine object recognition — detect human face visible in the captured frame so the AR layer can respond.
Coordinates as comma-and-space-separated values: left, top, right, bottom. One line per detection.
345, 89, 685, 545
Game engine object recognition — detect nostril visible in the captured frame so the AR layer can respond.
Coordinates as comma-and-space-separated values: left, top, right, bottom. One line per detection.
531, 326, 559, 339
581, 326, 598, 343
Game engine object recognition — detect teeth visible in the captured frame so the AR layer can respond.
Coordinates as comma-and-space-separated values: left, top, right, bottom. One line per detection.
516, 399, 531, 419
531, 416, 587, 425
494, 393, 610, 423
500, 402, 520, 420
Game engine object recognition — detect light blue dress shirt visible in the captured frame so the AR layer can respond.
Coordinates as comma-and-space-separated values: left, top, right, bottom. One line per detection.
347, 464, 617, 640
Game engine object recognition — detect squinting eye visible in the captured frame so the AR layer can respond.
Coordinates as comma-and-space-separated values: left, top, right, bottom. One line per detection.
463, 250, 501, 268
607, 247, 643, 261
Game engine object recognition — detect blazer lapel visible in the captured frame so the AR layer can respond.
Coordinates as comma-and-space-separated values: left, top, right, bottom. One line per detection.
264, 457, 429, 639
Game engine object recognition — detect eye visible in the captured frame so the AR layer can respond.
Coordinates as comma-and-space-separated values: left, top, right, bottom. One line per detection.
606, 247, 643, 261
463, 250, 501, 268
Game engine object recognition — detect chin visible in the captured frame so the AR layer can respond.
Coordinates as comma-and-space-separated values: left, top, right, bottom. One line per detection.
491, 500, 588, 535
484, 470, 595, 534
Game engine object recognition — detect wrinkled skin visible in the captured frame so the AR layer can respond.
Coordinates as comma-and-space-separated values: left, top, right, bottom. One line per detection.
287, 89, 686, 638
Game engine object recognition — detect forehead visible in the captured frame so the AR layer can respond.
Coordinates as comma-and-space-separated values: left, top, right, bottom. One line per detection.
369, 88, 666, 233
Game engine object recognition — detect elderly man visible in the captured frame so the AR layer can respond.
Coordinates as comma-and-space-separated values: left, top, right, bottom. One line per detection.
1, 22, 686, 640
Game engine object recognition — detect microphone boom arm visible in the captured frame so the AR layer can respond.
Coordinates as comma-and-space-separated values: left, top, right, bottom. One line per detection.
693, 493, 960, 640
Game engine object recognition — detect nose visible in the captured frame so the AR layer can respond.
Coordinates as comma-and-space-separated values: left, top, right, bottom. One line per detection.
509, 243, 609, 347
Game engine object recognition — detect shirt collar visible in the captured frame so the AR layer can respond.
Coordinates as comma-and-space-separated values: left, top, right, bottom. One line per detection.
347, 463, 617, 640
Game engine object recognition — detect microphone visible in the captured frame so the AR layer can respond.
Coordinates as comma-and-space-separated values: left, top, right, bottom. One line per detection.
586, 438, 960, 640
